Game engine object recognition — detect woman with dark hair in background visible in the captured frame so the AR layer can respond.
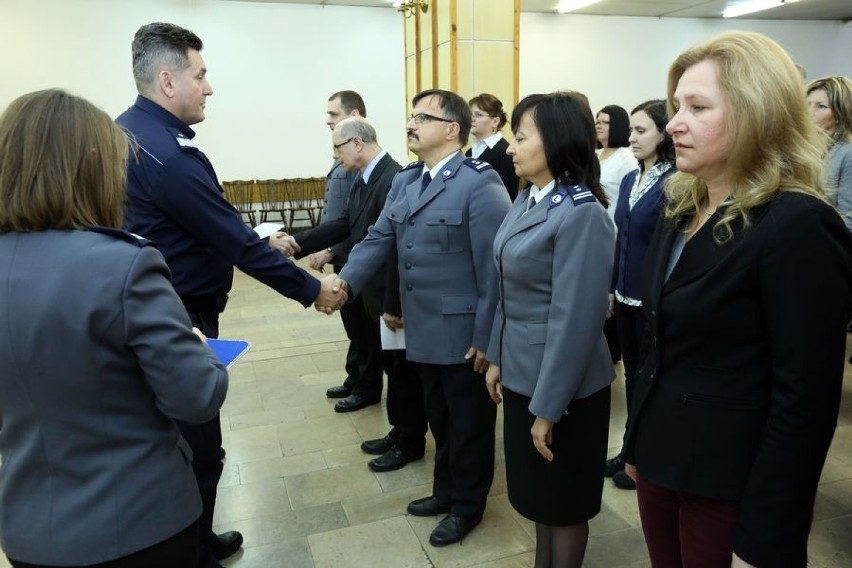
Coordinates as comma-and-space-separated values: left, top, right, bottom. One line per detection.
596, 104, 638, 218
0, 89, 229, 568
467, 93, 520, 200
606, 99, 676, 491
596, 104, 637, 367
485, 91, 615, 568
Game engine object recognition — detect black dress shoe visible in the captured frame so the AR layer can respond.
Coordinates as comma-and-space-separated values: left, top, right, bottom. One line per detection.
429, 513, 482, 546
605, 453, 625, 477
613, 469, 637, 490
361, 434, 396, 455
210, 530, 243, 560
406, 496, 451, 517
334, 393, 380, 413
326, 384, 352, 399
368, 446, 424, 472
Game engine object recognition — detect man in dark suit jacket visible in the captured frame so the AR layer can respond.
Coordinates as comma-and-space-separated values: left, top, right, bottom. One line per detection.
271, 118, 428, 471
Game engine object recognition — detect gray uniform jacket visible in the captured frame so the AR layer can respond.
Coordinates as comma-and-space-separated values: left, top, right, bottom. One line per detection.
0, 229, 228, 566
340, 151, 511, 364
486, 184, 616, 422
323, 160, 359, 266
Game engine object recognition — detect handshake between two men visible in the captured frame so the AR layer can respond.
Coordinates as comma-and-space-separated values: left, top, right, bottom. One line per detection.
270, 231, 349, 315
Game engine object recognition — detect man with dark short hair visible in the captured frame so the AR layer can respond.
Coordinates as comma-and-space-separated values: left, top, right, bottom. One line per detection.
116, 22, 345, 568
332, 89, 511, 546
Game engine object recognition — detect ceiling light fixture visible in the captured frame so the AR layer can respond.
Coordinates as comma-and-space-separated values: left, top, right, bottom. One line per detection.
394, 0, 429, 18
722, 0, 800, 19
556, 0, 603, 14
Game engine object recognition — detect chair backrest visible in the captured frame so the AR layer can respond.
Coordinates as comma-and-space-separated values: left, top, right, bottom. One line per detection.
222, 179, 255, 208
304, 177, 326, 204
255, 179, 287, 209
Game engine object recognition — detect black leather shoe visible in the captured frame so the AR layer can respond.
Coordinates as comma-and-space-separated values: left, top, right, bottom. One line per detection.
334, 393, 380, 413
613, 469, 637, 490
605, 453, 625, 477
407, 496, 451, 517
326, 384, 352, 399
210, 530, 243, 560
361, 434, 396, 455
429, 513, 482, 546
368, 446, 424, 472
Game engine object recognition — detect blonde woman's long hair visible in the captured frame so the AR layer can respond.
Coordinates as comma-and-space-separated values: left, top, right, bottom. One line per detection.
664, 31, 826, 243
0, 89, 128, 233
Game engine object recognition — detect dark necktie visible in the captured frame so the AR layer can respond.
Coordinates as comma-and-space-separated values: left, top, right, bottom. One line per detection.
419, 172, 432, 196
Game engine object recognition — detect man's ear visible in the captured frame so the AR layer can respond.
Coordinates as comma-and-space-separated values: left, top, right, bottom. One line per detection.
158, 70, 175, 98
445, 121, 461, 142
350, 110, 361, 118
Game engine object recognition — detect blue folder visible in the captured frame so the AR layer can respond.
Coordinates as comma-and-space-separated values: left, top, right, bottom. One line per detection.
207, 339, 250, 369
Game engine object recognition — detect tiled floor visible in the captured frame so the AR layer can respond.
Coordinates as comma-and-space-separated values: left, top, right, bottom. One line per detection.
4, 263, 852, 567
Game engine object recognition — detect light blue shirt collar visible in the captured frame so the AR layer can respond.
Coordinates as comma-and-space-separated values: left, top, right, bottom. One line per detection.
362, 150, 387, 185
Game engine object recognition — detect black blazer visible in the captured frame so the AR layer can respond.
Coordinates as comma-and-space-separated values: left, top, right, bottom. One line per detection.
466, 137, 519, 201
295, 153, 403, 313
624, 191, 852, 567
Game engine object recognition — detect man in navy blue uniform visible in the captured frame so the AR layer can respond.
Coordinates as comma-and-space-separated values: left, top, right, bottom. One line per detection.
116, 22, 344, 568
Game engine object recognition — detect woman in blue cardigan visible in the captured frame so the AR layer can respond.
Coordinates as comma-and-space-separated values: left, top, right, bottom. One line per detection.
605, 99, 675, 490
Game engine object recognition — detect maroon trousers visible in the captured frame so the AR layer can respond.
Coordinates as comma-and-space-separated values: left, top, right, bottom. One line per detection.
636, 473, 738, 568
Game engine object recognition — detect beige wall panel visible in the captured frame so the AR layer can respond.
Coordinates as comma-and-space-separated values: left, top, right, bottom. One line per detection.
420, 47, 434, 89
473, 0, 514, 41
456, 0, 473, 41
456, 41, 474, 102
406, 54, 417, 108
473, 42, 515, 118
405, 18, 416, 56
418, 9, 433, 46
435, 0, 452, 45
437, 42, 452, 91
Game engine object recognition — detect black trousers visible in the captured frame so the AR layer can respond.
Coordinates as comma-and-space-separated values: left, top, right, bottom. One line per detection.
336, 264, 382, 396
384, 350, 428, 454
10, 520, 199, 568
615, 301, 646, 444
360, 287, 427, 453
180, 297, 227, 568
603, 314, 621, 364
415, 362, 496, 519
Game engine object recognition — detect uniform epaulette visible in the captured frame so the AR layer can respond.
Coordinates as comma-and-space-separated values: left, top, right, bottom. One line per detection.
566, 184, 597, 206
85, 226, 153, 248
462, 158, 494, 173
399, 160, 424, 173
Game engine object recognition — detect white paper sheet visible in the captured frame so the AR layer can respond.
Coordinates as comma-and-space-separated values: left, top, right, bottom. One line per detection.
380, 322, 406, 350
254, 222, 286, 239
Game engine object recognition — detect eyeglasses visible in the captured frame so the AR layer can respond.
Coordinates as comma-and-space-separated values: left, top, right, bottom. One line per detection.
472, 111, 495, 119
409, 113, 455, 125
333, 138, 354, 150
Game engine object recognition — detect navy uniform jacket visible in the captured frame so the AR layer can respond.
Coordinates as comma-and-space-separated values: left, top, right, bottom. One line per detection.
0, 228, 228, 565
339, 151, 511, 365
116, 96, 319, 305
486, 184, 615, 422
625, 192, 852, 567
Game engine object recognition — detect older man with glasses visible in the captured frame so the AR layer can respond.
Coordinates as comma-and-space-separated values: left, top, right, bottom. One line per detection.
330, 89, 511, 546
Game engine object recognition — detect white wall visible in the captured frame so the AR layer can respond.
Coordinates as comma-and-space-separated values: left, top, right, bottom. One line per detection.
519, 13, 852, 117
0, 0, 407, 180
2, 2, 850, 179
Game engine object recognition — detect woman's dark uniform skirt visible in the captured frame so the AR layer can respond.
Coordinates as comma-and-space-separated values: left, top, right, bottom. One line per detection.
502, 385, 611, 526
